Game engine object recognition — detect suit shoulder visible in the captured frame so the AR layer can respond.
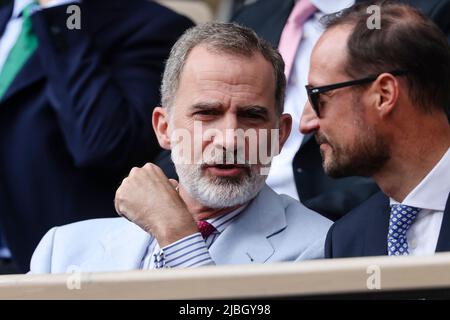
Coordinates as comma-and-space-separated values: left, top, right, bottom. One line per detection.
30, 217, 134, 273
279, 193, 333, 237
51, 217, 134, 242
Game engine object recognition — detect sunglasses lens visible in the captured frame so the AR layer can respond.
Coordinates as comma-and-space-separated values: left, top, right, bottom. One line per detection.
305, 86, 320, 117
310, 93, 319, 117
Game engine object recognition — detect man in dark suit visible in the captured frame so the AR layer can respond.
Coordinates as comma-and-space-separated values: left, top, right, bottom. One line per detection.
0, 0, 193, 272
233, 0, 450, 221
299, 2, 450, 257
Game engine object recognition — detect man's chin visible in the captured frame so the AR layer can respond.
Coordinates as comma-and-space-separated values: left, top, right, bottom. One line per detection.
195, 186, 251, 209
322, 157, 354, 178
323, 159, 376, 178
324, 165, 352, 178
195, 176, 265, 209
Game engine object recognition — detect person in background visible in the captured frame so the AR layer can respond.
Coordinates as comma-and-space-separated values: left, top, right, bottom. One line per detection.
233, 0, 450, 222
29, 23, 331, 274
299, 2, 450, 257
0, 0, 193, 273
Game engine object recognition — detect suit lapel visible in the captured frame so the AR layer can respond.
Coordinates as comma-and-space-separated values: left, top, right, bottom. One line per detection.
87, 219, 151, 271
210, 185, 287, 264
435, 193, 450, 252
363, 192, 390, 256
1, 49, 45, 104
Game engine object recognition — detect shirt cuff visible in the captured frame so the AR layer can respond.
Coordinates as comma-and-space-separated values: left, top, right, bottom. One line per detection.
153, 233, 215, 268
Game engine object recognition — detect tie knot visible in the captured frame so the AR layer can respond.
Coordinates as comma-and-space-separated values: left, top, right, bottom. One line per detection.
390, 204, 420, 223
196, 220, 216, 239
388, 204, 420, 256
389, 204, 420, 232
288, 0, 317, 25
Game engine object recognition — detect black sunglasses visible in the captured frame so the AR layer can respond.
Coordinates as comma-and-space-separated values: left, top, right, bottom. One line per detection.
305, 70, 407, 117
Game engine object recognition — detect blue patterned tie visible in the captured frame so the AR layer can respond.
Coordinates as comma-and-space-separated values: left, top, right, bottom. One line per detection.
387, 204, 420, 256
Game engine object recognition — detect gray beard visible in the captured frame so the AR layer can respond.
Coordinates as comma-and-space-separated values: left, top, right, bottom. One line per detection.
171, 153, 267, 209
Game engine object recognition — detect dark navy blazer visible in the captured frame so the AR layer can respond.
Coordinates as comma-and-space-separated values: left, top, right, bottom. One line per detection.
0, 0, 193, 271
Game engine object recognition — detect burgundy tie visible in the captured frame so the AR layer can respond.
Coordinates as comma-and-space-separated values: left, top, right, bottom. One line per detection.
196, 220, 216, 239
278, 0, 317, 80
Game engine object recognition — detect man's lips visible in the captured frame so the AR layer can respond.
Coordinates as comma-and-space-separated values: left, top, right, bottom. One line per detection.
319, 142, 331, 152
315, 134, 332, 152
203, 164, 249, 176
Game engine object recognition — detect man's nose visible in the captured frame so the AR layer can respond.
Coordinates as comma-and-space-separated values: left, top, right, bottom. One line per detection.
300, 100, 320, 135
214, 115, 239, 151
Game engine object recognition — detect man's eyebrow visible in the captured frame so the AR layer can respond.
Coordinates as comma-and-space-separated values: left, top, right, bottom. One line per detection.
238, 105, 269, 116
189, 102, 224, 111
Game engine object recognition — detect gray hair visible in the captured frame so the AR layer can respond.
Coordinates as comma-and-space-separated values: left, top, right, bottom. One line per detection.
160, 22, 286, 116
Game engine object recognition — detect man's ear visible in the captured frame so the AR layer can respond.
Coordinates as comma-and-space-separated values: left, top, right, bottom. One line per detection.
152, 106, 171, 150
278, 113, 292, 151
372, 73, 400, 117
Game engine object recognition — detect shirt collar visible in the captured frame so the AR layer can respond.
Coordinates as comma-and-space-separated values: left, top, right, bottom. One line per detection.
390, 147, 450, 211
310, 0, 355, 15
13, 0, 34, 18
205, 202, 249, 234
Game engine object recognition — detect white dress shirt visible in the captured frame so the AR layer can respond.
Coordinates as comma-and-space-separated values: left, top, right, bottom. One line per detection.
390, 148, 450, 255
140, 204, 248, 269
266, 0, 355, 199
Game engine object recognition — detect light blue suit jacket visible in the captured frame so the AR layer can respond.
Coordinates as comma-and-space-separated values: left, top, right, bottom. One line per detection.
30, 185, 332, 274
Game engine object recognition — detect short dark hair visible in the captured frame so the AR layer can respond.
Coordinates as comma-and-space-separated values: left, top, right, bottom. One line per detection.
322, 1, 450, 114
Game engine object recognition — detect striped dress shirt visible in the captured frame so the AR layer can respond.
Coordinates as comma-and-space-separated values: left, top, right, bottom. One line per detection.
140, 204, 248, 269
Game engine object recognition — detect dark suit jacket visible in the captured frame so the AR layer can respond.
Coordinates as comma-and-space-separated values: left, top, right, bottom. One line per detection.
325, 191, 450, 257
233, 0, 450, 221
0, 0, 193, 271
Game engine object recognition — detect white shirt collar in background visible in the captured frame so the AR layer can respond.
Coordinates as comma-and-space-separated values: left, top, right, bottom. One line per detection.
390, 148, 450, 211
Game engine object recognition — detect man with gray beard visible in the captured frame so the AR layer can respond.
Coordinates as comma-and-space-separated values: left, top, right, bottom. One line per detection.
29, 23, 331, 273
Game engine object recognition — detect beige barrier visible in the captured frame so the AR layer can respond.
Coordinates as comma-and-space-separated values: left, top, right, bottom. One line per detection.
1, 253, 450, 299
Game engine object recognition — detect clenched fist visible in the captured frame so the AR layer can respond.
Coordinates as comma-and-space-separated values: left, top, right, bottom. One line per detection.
114, 163, 198, 247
